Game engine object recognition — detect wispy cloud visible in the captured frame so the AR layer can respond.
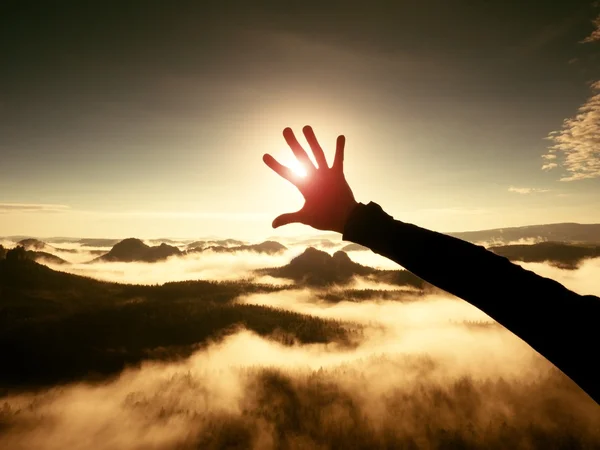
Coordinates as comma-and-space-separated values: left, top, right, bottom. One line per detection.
544, 81, 600, 181
508, 187, 550, 194
543, 16, 600, 181
541, 163, 558, 171
581, 15, 600, 43
0, 203, 70, 213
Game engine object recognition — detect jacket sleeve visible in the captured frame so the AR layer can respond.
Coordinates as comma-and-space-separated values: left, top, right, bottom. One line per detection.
343, 202, 600, 404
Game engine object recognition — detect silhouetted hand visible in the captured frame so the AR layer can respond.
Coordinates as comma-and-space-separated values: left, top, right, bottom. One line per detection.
263, 126, 358, 233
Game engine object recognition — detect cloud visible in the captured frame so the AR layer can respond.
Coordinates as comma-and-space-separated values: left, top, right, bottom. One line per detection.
0, 203, 70, 213
541, 162, 558, 171
581, 15, 600, 43
517, 257, 600, 297
508, 187, 550, 194
544, 81, 600, 181
543, 14, 600, 180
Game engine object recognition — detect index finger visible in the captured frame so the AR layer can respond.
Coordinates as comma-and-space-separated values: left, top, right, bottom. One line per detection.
263, 154, 300, 186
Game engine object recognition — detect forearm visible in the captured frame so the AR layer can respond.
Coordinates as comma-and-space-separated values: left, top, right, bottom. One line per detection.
343, 202, 599, 403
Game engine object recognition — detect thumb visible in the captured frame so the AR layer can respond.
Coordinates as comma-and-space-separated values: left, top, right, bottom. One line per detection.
272, 211, 305, 228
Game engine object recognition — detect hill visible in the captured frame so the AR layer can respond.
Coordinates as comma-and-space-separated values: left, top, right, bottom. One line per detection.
260, 248, 373, 286
0, 245, 68, 265
0, 255, 355, 388
14, 238, 77, 255
93, 238, 181, 262
17, 238, 49, 251
259, 247, 424, 288
27, 250, 69, 265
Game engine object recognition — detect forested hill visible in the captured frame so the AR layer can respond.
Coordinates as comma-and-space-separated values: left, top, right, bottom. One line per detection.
0, 255, 355, 388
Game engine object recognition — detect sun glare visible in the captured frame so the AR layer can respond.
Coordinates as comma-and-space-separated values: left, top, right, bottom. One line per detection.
286, 156, 308, 178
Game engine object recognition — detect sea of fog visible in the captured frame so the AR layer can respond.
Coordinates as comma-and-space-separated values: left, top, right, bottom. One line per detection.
0, 237, 598, 449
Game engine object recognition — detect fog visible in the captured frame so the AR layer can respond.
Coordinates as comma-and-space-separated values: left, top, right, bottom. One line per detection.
0, 239, 112, 264
471, 237, 547, 248
47, 242, 112, 264
1, 289, 598, 449
34, 239, 403, 284
0, 235, 413, 277
340, 249, 402, 270
49, 249, 303, 284
42, 240, 600, 301
10, 236, 600, 289
1, 237, 599, 449
518, 258, 600, 297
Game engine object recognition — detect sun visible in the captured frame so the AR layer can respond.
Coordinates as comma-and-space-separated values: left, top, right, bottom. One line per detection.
285, 156, 308, 178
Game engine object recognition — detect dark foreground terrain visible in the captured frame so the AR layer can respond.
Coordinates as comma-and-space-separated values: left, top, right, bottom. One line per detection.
0, 255, 360, 388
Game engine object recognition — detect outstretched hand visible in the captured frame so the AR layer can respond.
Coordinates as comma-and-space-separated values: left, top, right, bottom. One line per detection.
263, 126, 358, 233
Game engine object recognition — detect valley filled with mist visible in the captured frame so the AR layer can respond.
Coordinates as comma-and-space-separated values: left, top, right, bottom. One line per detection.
0, 223, 599, 449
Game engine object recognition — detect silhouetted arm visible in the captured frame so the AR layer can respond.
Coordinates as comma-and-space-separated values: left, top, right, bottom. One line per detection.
343, 201, 600, 404
263, 125, 599, 405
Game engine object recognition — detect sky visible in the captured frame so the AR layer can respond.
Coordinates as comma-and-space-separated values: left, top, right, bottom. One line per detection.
1, 0, 600, 239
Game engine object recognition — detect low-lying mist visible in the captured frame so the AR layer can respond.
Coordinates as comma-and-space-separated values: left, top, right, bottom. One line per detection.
1, 290, 597, 449
49, 249, 304, 284
2, 235, 599, 449
519, 258, 600, 297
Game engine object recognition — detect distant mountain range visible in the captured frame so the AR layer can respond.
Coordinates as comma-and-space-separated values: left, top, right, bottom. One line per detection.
291, 238, 339, 248
187, 239, 245, 250
10, 237, 122, 247
449, 222, 600, 245
4, 222, 600, 250
187, 241, 287, 255
93, 239, 287, 263
489, 242, 600, 270
3, 221, 600, 269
